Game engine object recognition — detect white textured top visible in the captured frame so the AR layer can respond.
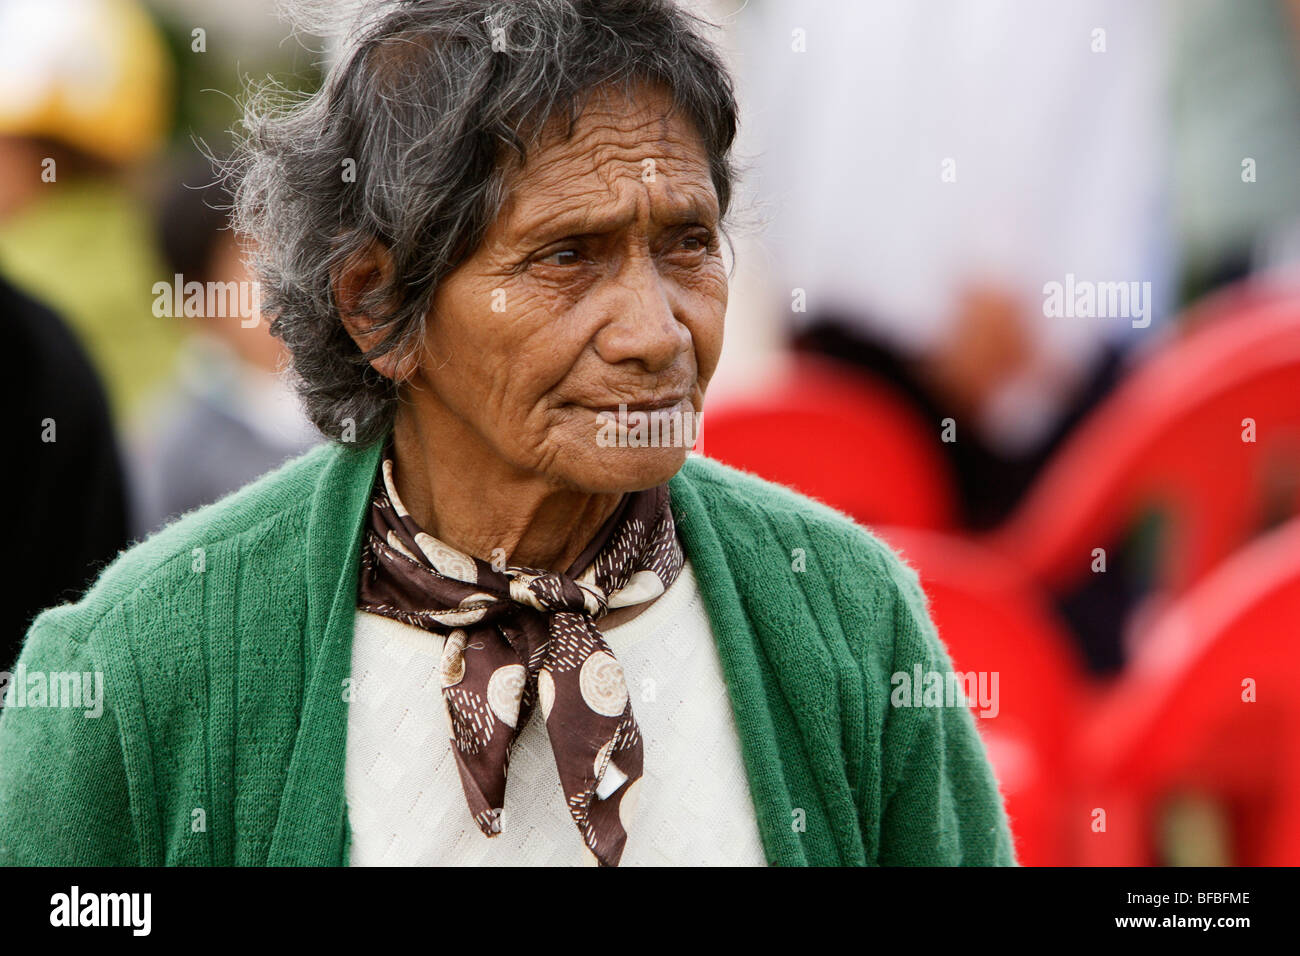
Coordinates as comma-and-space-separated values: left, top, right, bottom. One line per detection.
344, 558, 769, 866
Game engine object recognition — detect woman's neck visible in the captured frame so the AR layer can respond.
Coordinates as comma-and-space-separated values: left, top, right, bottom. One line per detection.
390, 410, 624, 573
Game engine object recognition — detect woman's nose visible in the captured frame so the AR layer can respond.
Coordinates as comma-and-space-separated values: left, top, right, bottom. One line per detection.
592, 258, 692, 372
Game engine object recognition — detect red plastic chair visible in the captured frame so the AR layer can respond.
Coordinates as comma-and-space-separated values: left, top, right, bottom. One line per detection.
875, 526, 1091, 865
700, 355, 958, 529
986, 297, 1300, 596
1075, 518, 1300, 866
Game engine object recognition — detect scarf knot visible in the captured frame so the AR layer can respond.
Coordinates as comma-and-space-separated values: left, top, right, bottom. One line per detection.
507, 570, 608, 618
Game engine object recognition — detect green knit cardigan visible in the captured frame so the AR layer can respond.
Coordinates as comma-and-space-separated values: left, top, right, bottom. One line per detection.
0, 437, 1017, 866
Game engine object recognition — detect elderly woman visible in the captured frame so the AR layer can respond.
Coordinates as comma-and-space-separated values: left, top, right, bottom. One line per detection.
0, 0, 1015, 867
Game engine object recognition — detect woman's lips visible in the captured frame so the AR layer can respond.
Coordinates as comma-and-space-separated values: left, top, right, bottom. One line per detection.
583, 395, 690, 415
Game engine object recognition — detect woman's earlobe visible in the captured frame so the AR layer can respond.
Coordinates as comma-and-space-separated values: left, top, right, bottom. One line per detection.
372, 340, 422, 384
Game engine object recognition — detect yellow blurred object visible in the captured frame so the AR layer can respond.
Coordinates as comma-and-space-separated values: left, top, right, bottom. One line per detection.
0, 178, 183, 420
0, 0, 172, 164
1159, 791, 1233, 867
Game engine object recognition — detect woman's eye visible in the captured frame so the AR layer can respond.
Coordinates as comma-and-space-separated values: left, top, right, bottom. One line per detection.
538, 248, 582, 267
677, 231, 713, 253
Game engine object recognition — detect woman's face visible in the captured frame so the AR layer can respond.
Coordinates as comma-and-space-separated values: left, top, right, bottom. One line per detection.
406, 81, 727, 494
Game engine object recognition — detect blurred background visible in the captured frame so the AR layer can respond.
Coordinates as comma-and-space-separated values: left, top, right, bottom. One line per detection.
6, 0, 1300, 865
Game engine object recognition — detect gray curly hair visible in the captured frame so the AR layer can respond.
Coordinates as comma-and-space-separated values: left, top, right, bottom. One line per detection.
228, 0, 740, 445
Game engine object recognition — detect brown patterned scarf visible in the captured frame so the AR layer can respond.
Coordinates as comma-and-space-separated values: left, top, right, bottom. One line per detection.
356, 445, 684, 866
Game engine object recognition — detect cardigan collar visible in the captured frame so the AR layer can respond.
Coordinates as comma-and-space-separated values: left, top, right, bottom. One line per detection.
264, 437, 813, 867
266, 437, 382, 865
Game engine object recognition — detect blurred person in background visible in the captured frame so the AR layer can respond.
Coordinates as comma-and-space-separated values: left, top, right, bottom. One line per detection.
733, 0, 1173, 531
3, 274, 128, 668
732, 0, 1172, 674
128, 162, 319, 537
0, 0, 174, 659
0, 0, 180, 420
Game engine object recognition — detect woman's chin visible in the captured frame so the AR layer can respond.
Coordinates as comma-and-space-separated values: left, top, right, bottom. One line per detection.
571, 444, 691, 493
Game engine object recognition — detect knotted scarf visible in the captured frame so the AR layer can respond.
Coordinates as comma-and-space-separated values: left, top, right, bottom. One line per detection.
356, 447, 684, 866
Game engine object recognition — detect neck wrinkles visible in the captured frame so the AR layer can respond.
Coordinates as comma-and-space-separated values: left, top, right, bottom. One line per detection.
390, 412, 625, 574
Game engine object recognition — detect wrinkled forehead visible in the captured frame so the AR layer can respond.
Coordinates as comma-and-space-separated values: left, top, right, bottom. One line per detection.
493, 81, 719, 239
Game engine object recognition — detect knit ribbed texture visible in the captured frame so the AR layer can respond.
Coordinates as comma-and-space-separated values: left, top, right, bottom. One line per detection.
0, 439, 1017, 866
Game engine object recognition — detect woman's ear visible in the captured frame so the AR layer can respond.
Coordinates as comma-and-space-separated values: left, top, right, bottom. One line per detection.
332, 240, 419, 382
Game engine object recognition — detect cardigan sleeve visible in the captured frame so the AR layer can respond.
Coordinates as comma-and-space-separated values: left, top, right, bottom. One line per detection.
0, 607, 140, 866
876, 558, 1019, 867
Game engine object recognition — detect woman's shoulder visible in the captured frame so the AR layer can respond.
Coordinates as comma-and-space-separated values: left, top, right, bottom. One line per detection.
670, 454, 934, 635
672, 454, 923, 580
